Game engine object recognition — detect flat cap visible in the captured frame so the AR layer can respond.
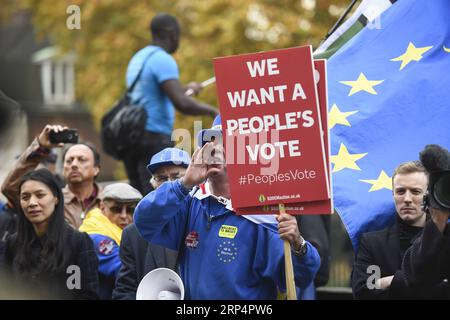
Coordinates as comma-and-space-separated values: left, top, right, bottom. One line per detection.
101, 183, 143, 202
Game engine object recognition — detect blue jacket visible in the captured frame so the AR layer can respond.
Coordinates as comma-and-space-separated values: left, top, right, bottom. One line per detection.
89, 234, 121, 279
79, 208, 122, 299
134, 180, 320, 300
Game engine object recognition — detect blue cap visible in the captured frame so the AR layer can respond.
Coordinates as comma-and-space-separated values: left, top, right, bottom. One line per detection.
211, 115, 222, 129
146, 148, 191, 174
197, 115, 222, 147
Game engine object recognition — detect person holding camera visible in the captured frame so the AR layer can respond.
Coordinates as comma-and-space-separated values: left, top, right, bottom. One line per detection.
124, 13, 217, 195
1, 124, 102, 229
400, 145, 450, 299
399, 207, 450, 299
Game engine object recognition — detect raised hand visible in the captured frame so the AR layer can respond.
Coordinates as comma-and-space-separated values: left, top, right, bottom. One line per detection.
37, 124, 69, 149
181, 142, 224, 189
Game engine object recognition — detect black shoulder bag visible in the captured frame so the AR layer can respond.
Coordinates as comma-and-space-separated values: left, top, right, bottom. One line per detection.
101, 50, 157, 160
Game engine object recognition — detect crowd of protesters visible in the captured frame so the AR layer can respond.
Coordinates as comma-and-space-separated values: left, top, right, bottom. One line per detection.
1, 122, 448, 300
0, 12, 448, 300
0, 12, 322, 298
0, 121, 322, 299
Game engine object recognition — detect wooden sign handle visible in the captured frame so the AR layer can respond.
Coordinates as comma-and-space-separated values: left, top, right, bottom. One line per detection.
279, 203, 297, 300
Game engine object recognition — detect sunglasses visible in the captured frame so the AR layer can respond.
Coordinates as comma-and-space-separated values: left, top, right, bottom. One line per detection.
106, 204, 136, 215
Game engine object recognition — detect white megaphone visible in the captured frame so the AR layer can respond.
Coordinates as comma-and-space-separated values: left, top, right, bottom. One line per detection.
136, 268, 185, 300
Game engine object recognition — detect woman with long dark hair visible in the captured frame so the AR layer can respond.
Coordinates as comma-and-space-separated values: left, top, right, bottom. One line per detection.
3, 169, 99, 299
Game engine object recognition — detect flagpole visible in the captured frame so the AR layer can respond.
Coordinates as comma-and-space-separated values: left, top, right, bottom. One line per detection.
279, 203, 297, 300
321, 0, 360, 42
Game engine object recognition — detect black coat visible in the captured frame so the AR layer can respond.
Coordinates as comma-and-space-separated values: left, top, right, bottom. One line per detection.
0, 205, 17, 267
3, 225, 99, 299
352, 220, 449, 299
352, 223, 416, 299
297, 215, 331, 287
401, 219, 450, 299
0, 205, 17, 242
112, 223, 178, 300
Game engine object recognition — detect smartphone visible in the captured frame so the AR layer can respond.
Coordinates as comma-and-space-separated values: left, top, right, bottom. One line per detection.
198, 129, 222, 148
49, 129, 79, 144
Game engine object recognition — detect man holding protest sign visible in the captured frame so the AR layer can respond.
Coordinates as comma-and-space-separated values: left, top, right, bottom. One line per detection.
134, 45, 328, 299
133, 135, 320, 299
212, 46, 332, 299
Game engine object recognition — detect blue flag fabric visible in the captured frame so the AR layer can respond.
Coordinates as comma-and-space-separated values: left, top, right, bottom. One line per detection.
327, 0, 450, 249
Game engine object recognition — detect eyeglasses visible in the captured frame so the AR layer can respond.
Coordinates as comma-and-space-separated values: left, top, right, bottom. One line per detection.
152, 173, 183, 183
107, 204, 136, 215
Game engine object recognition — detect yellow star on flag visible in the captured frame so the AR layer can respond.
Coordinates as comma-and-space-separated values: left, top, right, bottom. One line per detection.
329, 104, 359, 129
339, 72, 384, 96
331, 143, 368, 173
360, 170, 393, 192
390, 42, 433, 70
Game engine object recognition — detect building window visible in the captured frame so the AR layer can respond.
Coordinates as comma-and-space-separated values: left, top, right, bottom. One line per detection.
32, 47, 75, 106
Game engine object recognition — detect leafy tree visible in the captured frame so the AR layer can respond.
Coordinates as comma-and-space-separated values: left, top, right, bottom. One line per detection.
3, 0, 348, 149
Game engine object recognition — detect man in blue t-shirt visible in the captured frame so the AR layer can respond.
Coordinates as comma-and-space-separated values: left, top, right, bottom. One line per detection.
125, 13, 217, 195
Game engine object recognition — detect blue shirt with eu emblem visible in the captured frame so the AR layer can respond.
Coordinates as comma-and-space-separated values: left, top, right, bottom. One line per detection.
134, 180, 320, 300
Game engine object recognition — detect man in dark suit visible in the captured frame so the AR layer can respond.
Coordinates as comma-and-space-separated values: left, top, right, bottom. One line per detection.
351, 161, 429, 299
0, 202, 17, 268
297, 214, 331, 299
112, 148, 190, 300
111, 224, 178, 300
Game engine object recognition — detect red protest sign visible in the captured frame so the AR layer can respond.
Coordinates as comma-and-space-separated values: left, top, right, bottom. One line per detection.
213, 46, 330, 209
234, 59, 333, 215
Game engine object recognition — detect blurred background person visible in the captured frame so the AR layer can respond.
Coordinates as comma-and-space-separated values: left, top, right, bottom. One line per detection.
297, 215, 331, 299
0, 201, 17, 269
37, 149, 64, 188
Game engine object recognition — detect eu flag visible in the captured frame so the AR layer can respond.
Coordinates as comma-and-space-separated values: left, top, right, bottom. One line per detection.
327, 0, 450, 249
